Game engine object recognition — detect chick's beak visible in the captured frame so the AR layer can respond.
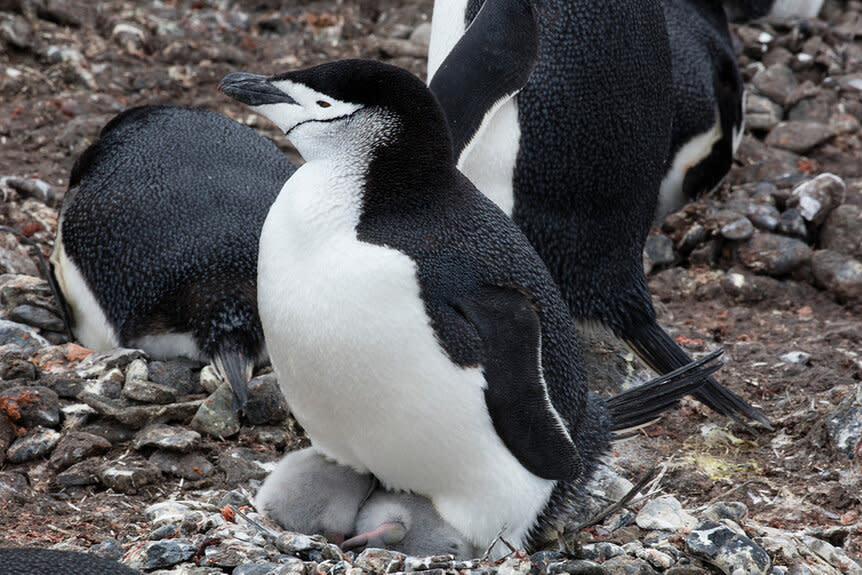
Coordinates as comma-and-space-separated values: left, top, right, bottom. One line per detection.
219, 72, 297, 106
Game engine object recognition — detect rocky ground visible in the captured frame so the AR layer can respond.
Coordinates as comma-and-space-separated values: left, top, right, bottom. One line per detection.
0, 0, 861, 574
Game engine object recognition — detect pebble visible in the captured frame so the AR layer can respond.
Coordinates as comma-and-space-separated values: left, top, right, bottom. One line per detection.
0, 470, 29, 503
90, 538, 126, 561
124, 378, 180, 404
203, 539, 269, 568
6, 426, 61, 463
765, 121, 835, 154
56, 457, 102, 487
199, 365, 222, 394
741, 202, 781, 231
83, 368, 125, 400
191, 383, 240, 438
580, 541, 626, 562
0, 385, 59, 428
720, 215, 756, 241
738, 233, 812, 276
779, 351, 811, 364
133, 424, 201, 452
820, 204, 862, 259
752, 63, 798, 104
776, 209, 809, 240
218, 447, 272, 484
149, 359, 198, 396
98, 457, 163, 494
810, 249, 862, 302
0, 319, 50, 355
352, 548, 405, 572
48, 431, 111, 471
7, 304, 65, 333
636, 495, 698, 532
75, 348, 146, 379
798, 535, 862, 575
787, 173, 846, 225
146, 501, 194, 529
825, 384, 862, 458
146, 540, 197, 570
644, 234, 677, 267
745, 93, 783, 131
686, 521, 771, 575
149, 450, 214, 480
244, 373, 289, 426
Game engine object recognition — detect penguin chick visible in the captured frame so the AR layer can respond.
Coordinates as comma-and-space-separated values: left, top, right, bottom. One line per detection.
221, 59, 725, 554
50, 106, 295, 410
254, 447, 374, 543
0, 547, 141, 575
427, 0, 769, 428
657, 0, 744, 223
343, 491, 476, 559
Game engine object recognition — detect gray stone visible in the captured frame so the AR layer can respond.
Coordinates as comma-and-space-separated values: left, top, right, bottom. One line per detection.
600, 555, 658, 575
48, 431, 111, 471
244, 373, 289, 425
90, 538, 125, 561
821, 204, 862, 259
811, 250, 862, 302
745, 93, 784, 131
145, 539, 196, 570
202, 538, 268, 567
702, 502, 749, 523
636, 495, 698, 532
133, 424, 201, 452
826, 384, 862, 458
41, 374, 86, 399
233, 565, 282, 575
56, 457, 102, 487
0, 415, 13, 465
738, 233, 812, 276
352, 548, 405, 572
6, 426, 61, 463
149, 450, 214, 479
149, 359, 197, 396
787, 173, 846, 225
644, 234, 677, 267
0, 385, 59, 428
7, 304, 65, 333
777, 209, 809, 240
76, 348, 146, 379
742, 202, 782, 231
752, 63, 798, 105
0, 276, 58, 313
0, 471, 29, 503
765, 121, 835, 154
547, 560, 607, 574
191, 383, 240, 438
99, 457, 162, 494
145, 501, 193, 528
721, 215, 756, 241
148, 525, 180, 540
799, 535, 862, 575
677, 223, 708, 254
123, 378, 179, 404
686, 521, 771, 575
580, 542, 626, 562
0, 13, 33, 50
218, 447, 271, 484
199, 365, 222, 393
83, 369, 125, 400
635, 548, 675, 570
0, 320, 50, 355
779, 351, 811, 364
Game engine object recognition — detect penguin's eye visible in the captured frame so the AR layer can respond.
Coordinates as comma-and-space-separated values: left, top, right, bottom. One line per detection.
317, 100, 331, 108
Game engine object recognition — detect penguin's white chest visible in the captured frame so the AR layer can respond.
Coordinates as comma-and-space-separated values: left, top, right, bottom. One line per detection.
257, 161, 553, 550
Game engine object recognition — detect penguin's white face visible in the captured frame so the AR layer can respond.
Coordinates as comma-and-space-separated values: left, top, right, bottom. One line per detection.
221, 72, 366, 161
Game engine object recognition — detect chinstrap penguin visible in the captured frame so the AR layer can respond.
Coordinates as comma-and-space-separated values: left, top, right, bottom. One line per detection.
50, 105, 295, 410
657, 0, 745, 223
427, 0, 769, 428
221, 59, 724, 553
0, 547, 142, 575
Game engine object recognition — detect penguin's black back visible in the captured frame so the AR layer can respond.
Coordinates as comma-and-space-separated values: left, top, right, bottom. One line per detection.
504, 0, 673, 335
60, 105, 294, 358
0, 547, 141, 575
664, 0, 743, 200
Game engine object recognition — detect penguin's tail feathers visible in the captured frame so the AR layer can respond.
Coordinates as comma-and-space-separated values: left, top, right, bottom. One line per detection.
212, 344, 255, 414
621, 321, 772, 430
607, 349, 724, 438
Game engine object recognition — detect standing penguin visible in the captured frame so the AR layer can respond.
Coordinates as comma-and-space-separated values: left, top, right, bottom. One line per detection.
657, 0, 745, 223
724, 0, 824, 19
221, 59, 723, 552
50, 106, 295, 410
427, 0, 768, 426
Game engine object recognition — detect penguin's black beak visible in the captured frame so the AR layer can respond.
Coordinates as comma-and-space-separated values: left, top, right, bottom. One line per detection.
220, 73, 297, 106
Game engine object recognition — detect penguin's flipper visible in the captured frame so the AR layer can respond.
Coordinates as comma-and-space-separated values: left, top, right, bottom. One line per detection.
606, 349, 724, 435
212, 345, 254, 413
622, 322, 772, 429
454, 285, 581, 481
428, 0, 537, 161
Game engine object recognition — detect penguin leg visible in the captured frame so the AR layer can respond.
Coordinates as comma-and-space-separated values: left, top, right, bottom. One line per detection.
621, 321, 772, 429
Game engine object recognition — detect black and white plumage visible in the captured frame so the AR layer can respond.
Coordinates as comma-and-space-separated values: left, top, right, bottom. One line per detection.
427, 0, 769, 428
221, 59, 723, 553
657, 0, 744, 223
0, 548, 141, 575
50, 106, 295, 409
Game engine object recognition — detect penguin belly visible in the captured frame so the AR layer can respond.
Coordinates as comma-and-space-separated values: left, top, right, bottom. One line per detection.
458, 98, 521, 217
258, 162, 555, 550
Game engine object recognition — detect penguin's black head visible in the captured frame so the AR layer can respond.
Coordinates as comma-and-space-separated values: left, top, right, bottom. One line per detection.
220, 59, 453, 167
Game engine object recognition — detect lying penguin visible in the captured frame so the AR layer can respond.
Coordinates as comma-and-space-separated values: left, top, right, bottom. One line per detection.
222, 59, 724, 554
0, 547, 141, 575
426, 0, 768, 427
50, 105, 295, 410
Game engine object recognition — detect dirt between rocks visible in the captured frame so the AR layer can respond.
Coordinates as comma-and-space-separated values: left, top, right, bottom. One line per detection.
0, 0, 860, 570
